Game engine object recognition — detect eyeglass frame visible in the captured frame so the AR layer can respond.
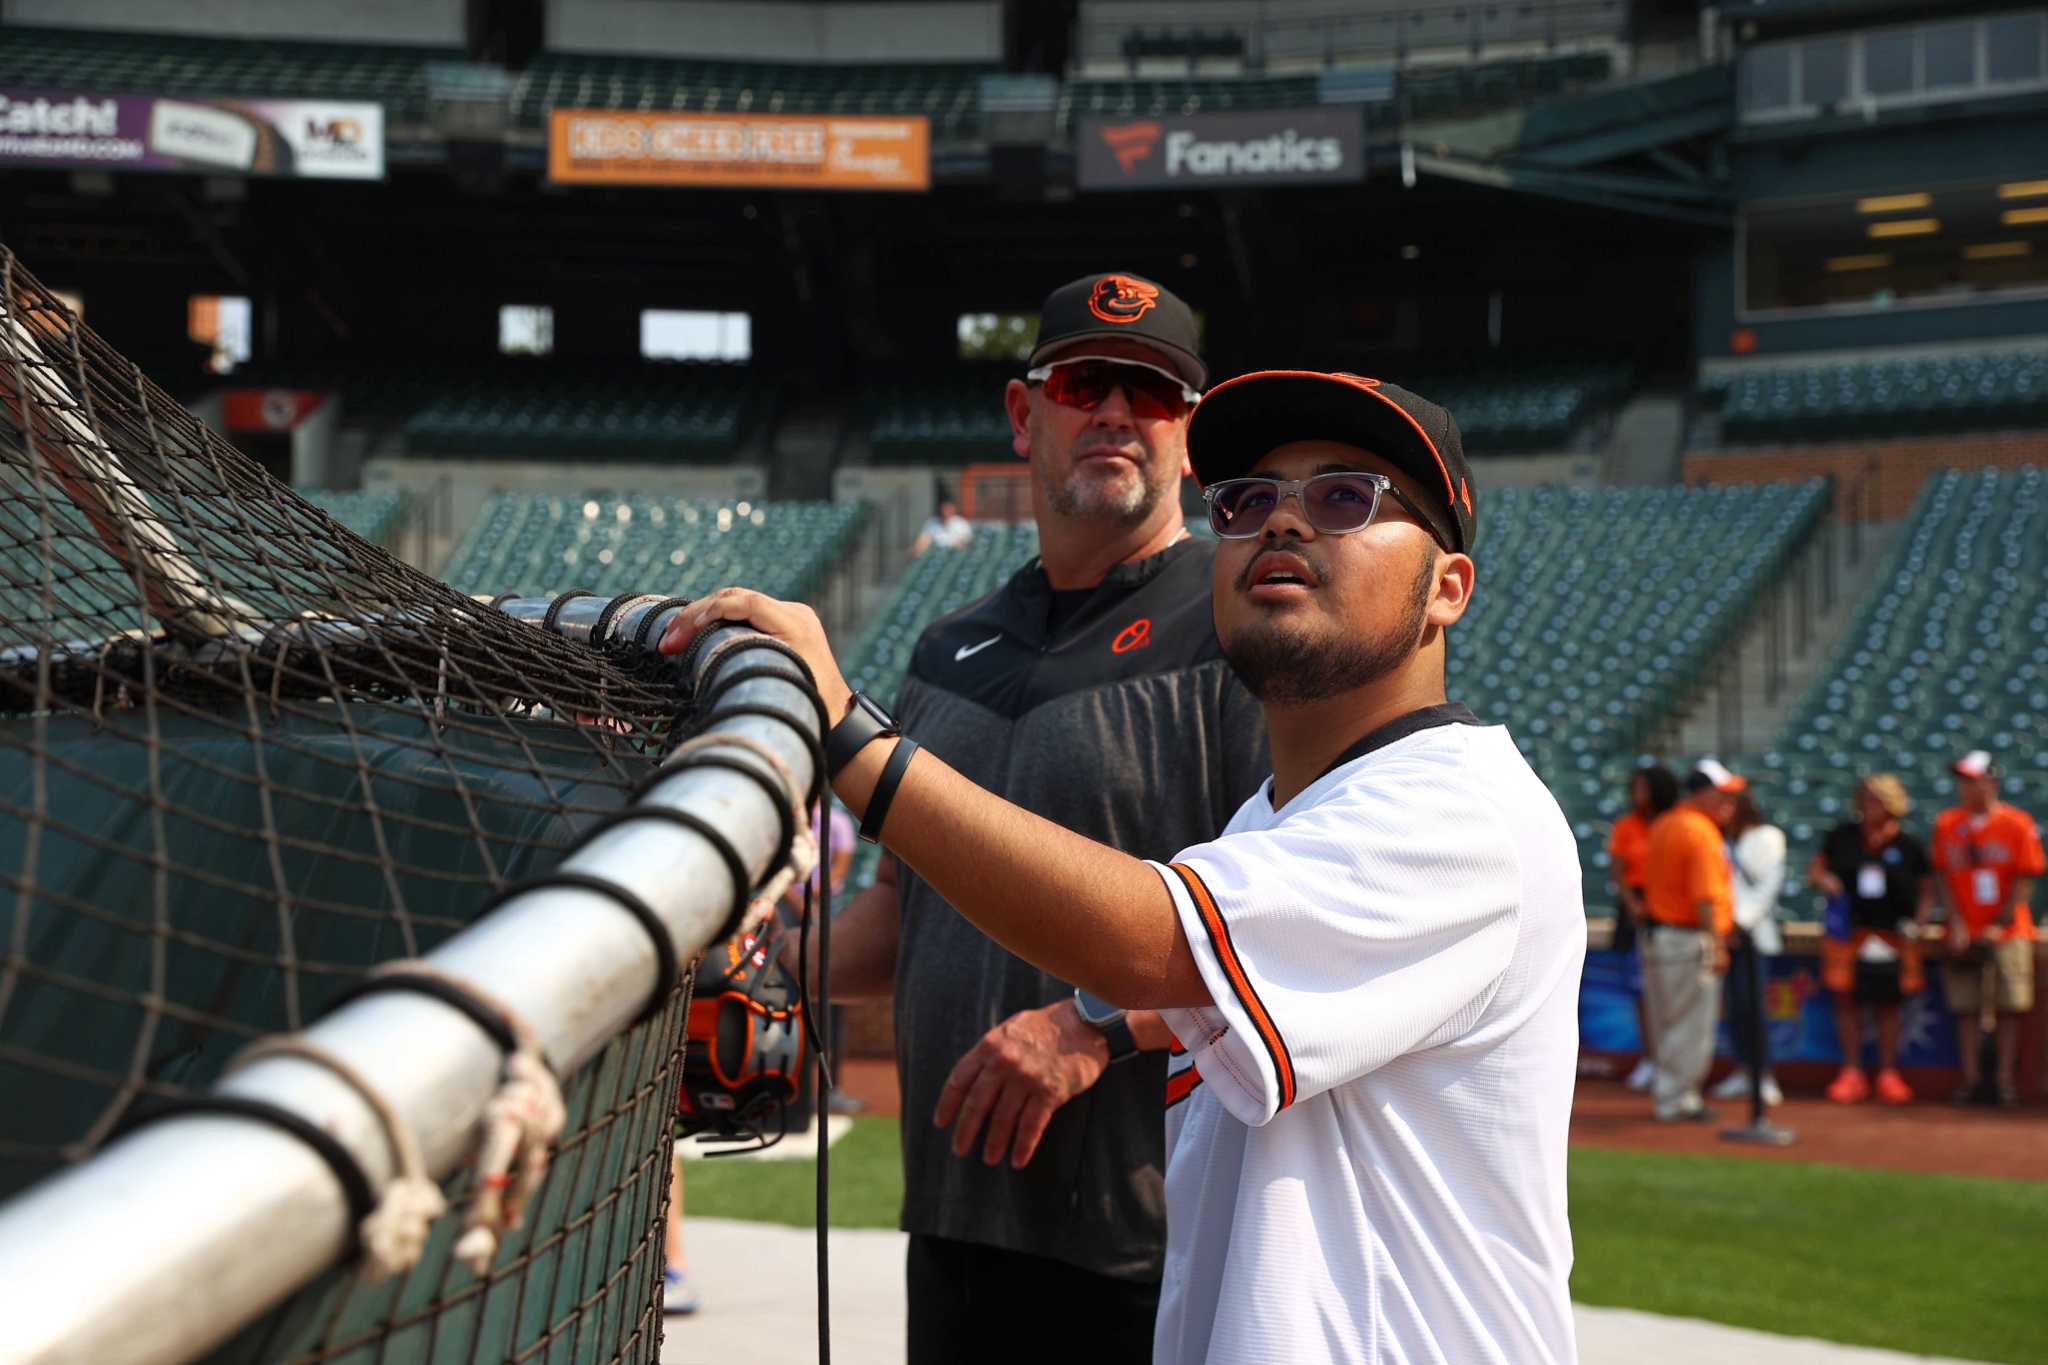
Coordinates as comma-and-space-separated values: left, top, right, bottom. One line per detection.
1023, 354, 1204, 408
1201, 471, 1452, 552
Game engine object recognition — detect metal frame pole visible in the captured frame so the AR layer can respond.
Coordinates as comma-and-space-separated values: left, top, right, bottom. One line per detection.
0, 606, 817, 1365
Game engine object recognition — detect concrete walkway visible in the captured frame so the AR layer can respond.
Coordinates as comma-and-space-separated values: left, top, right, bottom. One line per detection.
660, 1219, 1992, 1365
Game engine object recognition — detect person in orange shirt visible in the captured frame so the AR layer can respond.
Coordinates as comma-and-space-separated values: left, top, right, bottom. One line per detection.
1607, 763, 1679, 1092
1930, 751, 2046, 1106
1640, 760, 1741, 1121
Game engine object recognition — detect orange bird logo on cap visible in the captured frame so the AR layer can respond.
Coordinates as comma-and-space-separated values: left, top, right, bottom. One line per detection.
1088, 275, 1160, 325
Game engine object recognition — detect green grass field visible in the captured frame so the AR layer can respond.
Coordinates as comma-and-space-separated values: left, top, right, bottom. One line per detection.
684, 1119, 2048, 1364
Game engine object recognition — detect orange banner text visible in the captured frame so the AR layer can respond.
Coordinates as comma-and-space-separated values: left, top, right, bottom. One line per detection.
547, 110, 930, 191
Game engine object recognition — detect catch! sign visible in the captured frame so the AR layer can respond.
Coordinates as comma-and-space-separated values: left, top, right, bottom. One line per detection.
0, 90, 383, 179
548, 110, 930, 191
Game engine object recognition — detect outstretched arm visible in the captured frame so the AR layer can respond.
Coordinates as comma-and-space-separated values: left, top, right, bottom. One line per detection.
664, 589, 1212, 1011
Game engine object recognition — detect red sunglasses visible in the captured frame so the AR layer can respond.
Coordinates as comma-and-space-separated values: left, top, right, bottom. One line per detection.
1025, 356, 1201, 421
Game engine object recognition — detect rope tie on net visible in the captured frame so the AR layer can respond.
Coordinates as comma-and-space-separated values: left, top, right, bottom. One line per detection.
351, 958, 569, 1278
221, 1035, 448, 1281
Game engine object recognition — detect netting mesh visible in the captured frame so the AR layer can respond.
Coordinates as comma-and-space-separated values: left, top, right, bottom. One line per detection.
0, 246, 688, 1361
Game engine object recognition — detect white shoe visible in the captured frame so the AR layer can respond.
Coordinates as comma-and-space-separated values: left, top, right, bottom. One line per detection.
1710, 1069, 1783, 1105
1625, 1059, 1657, 1091
1708, 1069, 1751, 1100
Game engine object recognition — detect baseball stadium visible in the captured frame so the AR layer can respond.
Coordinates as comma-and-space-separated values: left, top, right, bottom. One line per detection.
1, 0, 2045, 1361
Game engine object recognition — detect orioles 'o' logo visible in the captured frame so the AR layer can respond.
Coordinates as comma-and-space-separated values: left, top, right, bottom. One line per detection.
1111, 618, 1153, 653
1088, 275, 1160, 325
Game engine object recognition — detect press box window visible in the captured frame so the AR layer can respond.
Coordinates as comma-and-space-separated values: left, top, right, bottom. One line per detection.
499, 305, 554, 356
1744, 181, 2048, 315
641, 310, 750, 362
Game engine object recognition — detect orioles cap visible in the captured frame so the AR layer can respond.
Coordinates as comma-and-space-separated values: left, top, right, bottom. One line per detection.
1186, 371, 1476, 553
1030, 271, 1206, 389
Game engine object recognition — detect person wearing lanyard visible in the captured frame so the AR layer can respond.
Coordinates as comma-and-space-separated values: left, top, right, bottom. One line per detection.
1808, 774, 1930, 1106
1931, 751, 2046, 1106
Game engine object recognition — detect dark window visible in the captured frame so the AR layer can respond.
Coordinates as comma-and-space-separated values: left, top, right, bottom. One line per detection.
1987, 13, 2043, 84
1864, 31, 1916, 97
1922, 22, 1975, 89
1804, 38, 1850, 109
1742, 44, 1794, 112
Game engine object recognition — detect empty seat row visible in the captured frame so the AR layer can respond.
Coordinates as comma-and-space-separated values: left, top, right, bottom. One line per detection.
1710, 348, 2048, 443
438, 494, 865, 605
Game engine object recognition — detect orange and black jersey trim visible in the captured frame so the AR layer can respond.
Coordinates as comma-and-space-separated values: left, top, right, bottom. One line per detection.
1168, 861, 1296, 1111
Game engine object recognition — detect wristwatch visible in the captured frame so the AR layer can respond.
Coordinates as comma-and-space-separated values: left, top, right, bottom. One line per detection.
825, 690, 901, 780
1074, 988, 1139, 1065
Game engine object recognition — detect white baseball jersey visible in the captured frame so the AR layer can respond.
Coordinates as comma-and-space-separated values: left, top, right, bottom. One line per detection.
1150, 704, 1584, 1364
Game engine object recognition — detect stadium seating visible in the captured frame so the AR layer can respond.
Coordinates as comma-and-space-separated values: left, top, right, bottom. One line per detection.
839, 522, 1040, 882
1734, 466, 2048, 911
867, 370, 1015, 463
437, 493, 866, 604
1423, 362, 1633, 451
1401, 52, 1614, 121
1710, 348, 2048, 444
0, 25, 447, 124
401, 362, 755, 461
1447, 480, 1829, 903
1055, 75, 1321, 131
1452, 480, 1828, 774
303, 489, 408, 548
509, 54, 991, 137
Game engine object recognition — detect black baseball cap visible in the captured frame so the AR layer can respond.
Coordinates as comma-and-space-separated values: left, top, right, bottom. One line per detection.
1186, 371, 1477, 553
1029, 271, 1206, 390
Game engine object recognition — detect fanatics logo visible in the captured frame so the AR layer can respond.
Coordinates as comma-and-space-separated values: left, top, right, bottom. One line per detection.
1097, 120, 1161, 174
1111, 618, 1153, 653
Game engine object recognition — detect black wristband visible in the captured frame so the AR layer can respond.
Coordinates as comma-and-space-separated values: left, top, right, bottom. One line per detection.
858, 738, 918, 844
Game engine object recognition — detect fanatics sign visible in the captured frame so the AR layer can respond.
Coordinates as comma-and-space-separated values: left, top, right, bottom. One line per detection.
1077, 107, 1364, 190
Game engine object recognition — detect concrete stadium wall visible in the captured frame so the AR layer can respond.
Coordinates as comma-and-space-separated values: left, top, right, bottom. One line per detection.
1682, 430, 2048, 520
2, 0, 465, 45
545, 0, 1002, 62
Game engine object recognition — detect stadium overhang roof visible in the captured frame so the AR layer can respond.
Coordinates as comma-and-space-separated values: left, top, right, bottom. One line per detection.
1405, 67, 1735, 228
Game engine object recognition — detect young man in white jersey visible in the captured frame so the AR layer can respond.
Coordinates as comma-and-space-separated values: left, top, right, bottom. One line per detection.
663, 370, 1586, 1363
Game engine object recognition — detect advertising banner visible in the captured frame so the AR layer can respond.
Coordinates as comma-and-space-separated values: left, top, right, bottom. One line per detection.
1077, 107, 1365, 191
548, 110, 929, 191
0, 90, 384, 179
1580, 948, 1961, 1068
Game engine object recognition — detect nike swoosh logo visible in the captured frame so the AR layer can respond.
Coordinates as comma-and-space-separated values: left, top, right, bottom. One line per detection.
954, 634, 1002, 662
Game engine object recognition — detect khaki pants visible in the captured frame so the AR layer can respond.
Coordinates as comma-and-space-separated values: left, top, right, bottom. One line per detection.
1943, 936, 2036, 1014
1642, 925, 1722, 1117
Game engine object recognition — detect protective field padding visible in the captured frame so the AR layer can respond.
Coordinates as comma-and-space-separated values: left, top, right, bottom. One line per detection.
0, 243, 696, 1362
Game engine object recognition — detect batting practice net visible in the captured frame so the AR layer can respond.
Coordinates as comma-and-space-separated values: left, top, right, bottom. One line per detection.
0, 246, 822, 1363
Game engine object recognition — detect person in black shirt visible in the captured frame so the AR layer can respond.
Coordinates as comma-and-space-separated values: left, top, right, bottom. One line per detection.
1808, 773, 1932, 1105
784, 273, 1265, 1362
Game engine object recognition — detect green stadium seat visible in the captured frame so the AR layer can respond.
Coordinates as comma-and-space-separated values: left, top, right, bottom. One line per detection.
1711, 347, 2048, 444
439, 494, 866, 606
1690, 466, 2048, 914
0, 25, 448, 124
508, 53, 993, 139
1448, 479, 1831, 905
